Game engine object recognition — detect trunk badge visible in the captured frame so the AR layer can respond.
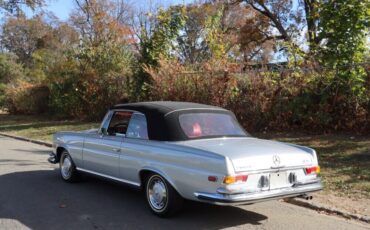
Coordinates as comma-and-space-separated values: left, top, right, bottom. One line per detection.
273, 155, 281, 166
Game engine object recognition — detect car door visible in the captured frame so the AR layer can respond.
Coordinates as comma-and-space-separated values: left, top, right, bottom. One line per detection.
119, 112, 149, 183
82, 110, 133, 178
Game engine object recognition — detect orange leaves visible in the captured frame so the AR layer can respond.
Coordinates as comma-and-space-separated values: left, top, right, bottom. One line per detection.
146, 58, 238, 107
72, 0, 134, 46
146, 58, 370, 133
4, 80, 49, 114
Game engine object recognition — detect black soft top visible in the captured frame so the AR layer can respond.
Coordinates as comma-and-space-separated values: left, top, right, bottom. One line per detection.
110, 101, 233, 141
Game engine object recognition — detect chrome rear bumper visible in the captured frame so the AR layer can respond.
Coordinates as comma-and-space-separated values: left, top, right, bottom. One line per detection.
194, 180, 323, 205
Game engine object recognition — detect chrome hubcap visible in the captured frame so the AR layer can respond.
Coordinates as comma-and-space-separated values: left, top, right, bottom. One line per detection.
61, 156, 72, 179
148, 177, 167, 210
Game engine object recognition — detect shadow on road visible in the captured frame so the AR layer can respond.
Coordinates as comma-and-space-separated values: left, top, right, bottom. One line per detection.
0, 169, 267, 230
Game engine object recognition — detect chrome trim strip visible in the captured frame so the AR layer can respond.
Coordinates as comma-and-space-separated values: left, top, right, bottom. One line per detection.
76, 167, 141, 187
164, 108, 227, 116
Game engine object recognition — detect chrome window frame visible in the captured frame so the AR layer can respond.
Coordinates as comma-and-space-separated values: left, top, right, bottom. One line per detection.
99, 109, 149, 140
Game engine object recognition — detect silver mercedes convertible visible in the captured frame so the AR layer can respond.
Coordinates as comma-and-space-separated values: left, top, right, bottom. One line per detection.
48, 101, 322, 217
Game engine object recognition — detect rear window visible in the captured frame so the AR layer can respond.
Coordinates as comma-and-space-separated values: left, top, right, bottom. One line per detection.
179, 113, 247, 139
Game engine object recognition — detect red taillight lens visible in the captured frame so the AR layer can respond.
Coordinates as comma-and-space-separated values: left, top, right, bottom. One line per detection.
208, 176, 218, 182
235, 175, 248, 182
223, 175, 248, 184
305, 166, 320, 174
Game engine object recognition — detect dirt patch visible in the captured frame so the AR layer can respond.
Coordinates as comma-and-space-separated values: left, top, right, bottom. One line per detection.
314, 191, 369, 216
288, 190, 370, 222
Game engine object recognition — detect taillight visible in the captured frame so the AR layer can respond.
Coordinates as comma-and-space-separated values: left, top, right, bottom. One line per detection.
208, 176, 218, 182
223, 175, 248, 184
305, 166, 320, 174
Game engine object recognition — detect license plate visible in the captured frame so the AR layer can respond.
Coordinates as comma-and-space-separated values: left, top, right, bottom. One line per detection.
269, 172, 288, 189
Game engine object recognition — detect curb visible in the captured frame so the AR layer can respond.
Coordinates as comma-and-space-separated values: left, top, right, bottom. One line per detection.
285, 198, 370, 224
0, 132, 52, 147
0, 132, 369, 224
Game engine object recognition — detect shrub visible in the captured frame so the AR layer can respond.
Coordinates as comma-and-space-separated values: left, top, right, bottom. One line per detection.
49, 71, 130, 120
147, 59, 370, 133
146, 59, 236, 106
4, 81, 49, 114
0, 83, 6, 108
0, 53, 26, 83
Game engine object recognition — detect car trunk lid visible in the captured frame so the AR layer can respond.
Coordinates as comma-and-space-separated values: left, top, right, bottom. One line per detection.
176, 137, 314, 172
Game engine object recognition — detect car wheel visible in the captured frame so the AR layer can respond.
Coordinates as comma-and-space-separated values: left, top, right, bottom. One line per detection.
59, 151, 79, 182
145, 174, 183, 217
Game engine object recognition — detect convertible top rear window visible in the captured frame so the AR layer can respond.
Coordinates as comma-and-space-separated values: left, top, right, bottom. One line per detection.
179, 113, 247, 139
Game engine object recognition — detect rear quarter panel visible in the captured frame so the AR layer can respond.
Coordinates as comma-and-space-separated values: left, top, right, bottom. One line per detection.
120, 138, 229, 201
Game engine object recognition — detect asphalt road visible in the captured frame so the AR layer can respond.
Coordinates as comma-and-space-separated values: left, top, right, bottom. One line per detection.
0, 136, 368, 230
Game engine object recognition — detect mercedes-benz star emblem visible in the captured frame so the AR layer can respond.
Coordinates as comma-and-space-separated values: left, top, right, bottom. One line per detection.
273, 155, 280, 166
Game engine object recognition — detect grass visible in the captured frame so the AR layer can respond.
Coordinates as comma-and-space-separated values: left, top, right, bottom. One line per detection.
256, 132, 370, 199
0, 113, 369, 198
0, 113, 99, 142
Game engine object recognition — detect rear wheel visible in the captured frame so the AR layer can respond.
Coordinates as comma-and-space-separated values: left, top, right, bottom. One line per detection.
145, 174, 183, 217
59, 151, 79, 182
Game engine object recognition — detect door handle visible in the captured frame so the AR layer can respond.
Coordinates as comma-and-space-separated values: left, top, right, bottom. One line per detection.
112, 148, 121, 153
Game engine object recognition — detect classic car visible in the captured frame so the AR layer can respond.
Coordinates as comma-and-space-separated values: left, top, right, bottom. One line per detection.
48, 101, 322, 217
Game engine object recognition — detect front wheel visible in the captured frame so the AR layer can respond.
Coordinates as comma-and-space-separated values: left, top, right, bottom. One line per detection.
145, 174, 183, 217
59, 151, 79, 182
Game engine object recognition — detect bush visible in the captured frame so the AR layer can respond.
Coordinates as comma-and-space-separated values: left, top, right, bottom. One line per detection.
0, 53, 26, 83
0, 83, 6, 108
49, 71, 130, 120
147, 59, 370, 133
146, 59, 235, 106
4, 81, 49, 114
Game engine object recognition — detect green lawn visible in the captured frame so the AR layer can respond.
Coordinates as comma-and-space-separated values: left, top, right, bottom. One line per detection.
1, 113, 369, 198
0, 113, 99, 142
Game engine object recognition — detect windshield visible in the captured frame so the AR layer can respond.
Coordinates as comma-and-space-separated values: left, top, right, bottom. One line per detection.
179, 113, 247, 139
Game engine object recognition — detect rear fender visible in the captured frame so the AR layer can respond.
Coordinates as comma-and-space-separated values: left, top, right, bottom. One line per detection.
139, 166, 183, 197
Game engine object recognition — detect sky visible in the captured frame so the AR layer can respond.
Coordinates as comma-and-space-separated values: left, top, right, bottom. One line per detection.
22, 0, 194, 21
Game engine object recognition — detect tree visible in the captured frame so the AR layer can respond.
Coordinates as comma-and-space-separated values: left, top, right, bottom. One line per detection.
72, 0, 133, 46
241, 0, 304, 45
70, 0, 134, 74
1, 14, 53, 66
139, 5, 187, 66
0, 53, 26, 108
0, 0, 43, 14
229, 0, 325, 59
0, 53, 25, 83
302, 0, 321, 52
319, 0, 369, 66
48, 0, 135, 118
318, 0, 369, 99
175, 3, 214, 64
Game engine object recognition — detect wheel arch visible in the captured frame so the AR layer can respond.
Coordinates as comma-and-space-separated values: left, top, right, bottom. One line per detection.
56, 146, 68, 162
139, 168, 183, 198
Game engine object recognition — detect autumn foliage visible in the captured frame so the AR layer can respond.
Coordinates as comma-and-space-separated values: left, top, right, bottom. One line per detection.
0, 0, 369, 133
147, 59, 370, 133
